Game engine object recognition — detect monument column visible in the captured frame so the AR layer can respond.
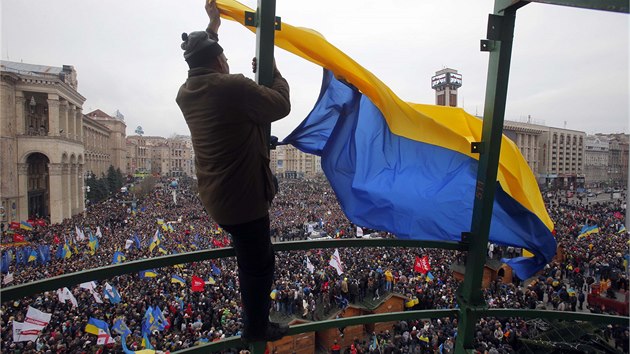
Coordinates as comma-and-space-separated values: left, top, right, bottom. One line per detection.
59, 101, 68, 138
61, 164, 71, 218
17, 163, 29, 222
71, 164, 79, 215
48, 163, 64, 224
46, 94, 60, 137
15, 92, 26, 135
76, 108, 83, 142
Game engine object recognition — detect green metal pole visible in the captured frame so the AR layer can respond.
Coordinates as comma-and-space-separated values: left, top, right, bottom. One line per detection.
455, 4, 520, 353
254, 0, 277, 151
253, 1, 276, 351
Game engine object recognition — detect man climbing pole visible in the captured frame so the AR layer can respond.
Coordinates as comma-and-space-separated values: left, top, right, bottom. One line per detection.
176, 0, 291, 343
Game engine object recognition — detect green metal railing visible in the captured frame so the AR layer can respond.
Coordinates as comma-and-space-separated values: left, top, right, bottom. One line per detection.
2, 1, 628, 353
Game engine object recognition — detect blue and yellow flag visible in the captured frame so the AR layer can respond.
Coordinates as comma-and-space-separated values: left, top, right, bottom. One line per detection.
62, 243, 72, 259
112, 251, 126, 264
20, 221, 33, 231
171, 274, 186, 286
85, 317, 110, 335
216, 0, 557, 279
139, 269, 158, 278
28, 249, 37, 263
577, 225, 599, 239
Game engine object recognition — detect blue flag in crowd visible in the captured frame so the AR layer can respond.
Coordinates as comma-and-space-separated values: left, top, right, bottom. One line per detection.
211, 263, 221, 276
112, 317, 131, 338
152, 306, 167, 331
1, 252, 9, 273
112, 251, 125, 265
134, 234, 142, 249
104, 284, 122, 304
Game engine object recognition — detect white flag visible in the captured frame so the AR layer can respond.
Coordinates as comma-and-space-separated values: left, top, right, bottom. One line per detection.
3, 273, 14, 285
97, 328, 115, 345
80, 281, 97, 291
306, 256, 315, 274
25, 306, 51, 328
356, 227, 364, 237
95, 226, 103, 238
329, 249, 344, 275
57, 287, 78, 308
12, 321, 41, 342
75, 226, 85, 241
124, 239, 134, 250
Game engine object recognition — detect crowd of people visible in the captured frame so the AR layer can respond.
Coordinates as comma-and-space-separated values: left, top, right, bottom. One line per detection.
0, 176, 628, 353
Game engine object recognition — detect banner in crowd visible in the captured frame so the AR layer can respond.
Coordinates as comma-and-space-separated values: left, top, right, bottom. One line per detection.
329, 249, 344, 275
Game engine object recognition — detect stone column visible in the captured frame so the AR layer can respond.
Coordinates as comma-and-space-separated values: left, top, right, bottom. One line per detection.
78, 165, 85, 214
71, 164, 79, 215
59, 101, 68, 138
48, 163, 64, 224
17, 163, 29, 222
15, 92, 26, 135
61, 164, 71, 218
76, 108, 83, 142
47, 94, 60, 137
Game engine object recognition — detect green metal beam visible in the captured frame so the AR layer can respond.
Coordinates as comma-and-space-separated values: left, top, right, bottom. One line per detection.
455, 6, 518, 353
0, 238, 465, 302
173, 309, 459, 354
252, 0, 278, 152
479, 309, 630, 325
495, 0, 629, 13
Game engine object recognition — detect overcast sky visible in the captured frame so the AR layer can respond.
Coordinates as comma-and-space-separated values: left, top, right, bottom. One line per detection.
2, 0, 628, 140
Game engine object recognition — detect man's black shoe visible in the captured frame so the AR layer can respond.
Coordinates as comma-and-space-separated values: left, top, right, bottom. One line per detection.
241, 322, 289, 343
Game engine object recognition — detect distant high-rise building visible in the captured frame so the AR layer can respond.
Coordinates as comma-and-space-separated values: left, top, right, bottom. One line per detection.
431, 68, 462, 107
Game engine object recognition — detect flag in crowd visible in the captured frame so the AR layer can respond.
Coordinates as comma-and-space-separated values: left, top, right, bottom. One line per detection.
95, 226, 103, 238
139, 269, 158, 278
306, 256, 315, 274
171, 274, 186, 286
413, 255, 431, 274
211, 263, 221, 276
426, 271, 435, 282
112, 251, 126, 264
191, 275, 205, 292
57, 287, 78, 308
112, 317, 132, 338
75, 226, 86, 241
85, 317, 115, 345
104, 283, 122, 304
329, 248, 344, 275
577, 224, 600, 239
134, 234, 142, 249
125, 239, 134, 249
20, 221, 33, 231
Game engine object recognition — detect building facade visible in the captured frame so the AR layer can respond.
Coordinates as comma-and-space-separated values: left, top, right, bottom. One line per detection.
1, 61, 86, 224
584, 135, 610, 187
85, 109, 127, 174
600, 133, 629, 188
538, 127, 586, 189
503, 120, 546, 177
270, 145, 322, 178
126, 135, 195, 177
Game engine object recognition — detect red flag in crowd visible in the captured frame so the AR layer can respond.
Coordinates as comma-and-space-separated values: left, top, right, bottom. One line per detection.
53, 235, 61, 244
191, 275, 205, 292
13, 234, 25, 242
9, 222, 20, 230
413, 255, 431, 274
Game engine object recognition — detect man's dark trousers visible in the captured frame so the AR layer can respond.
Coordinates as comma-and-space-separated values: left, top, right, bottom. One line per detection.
221, 214, 274, 335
